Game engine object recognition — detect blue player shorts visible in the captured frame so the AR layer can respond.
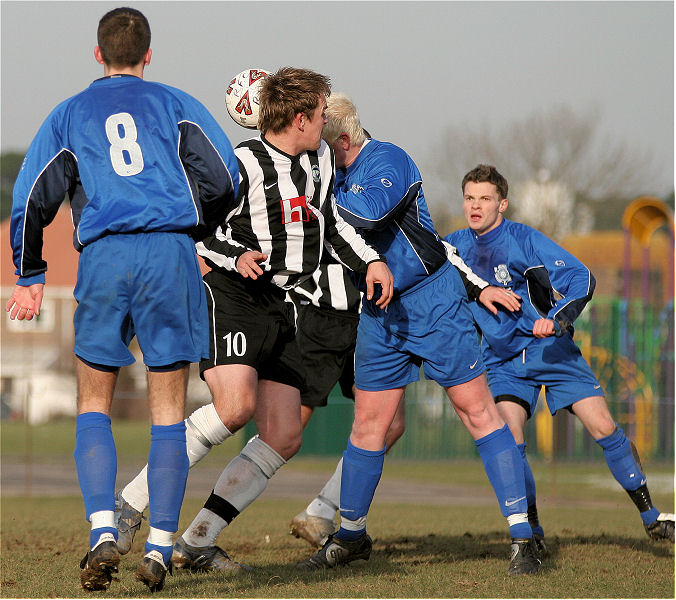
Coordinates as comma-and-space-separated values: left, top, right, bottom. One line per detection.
73, 232, 208, 368
354, 262, 484, 391
486, 334, 604, 418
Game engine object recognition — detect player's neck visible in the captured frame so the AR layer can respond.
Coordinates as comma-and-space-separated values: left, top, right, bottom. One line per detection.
344, 144, 363, 169
265, 131, 305, 157
103, 63, 145, 79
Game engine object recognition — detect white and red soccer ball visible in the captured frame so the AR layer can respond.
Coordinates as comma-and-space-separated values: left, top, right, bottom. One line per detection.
225, 68, 271, 129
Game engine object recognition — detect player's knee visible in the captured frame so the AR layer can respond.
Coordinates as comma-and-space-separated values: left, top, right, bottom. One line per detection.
212, 392, 256, 431
261, 430, 301, 461
592, 419, 617, 440
285, 433, 303, 459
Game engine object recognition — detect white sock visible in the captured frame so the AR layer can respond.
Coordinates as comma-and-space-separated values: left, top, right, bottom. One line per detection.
147, 526, 173, 548
181, 508, 229, 548
340, 515, 367, 532
306, 458, 342, 520
121, 465, 150, 513
90, 510, 115, 529
121, 405, 232, 512
182, 436, 285, 548
187, 404, 232, 446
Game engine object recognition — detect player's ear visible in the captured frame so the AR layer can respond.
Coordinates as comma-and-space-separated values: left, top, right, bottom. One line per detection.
94, 46, 105, 65
295, 112, 305, 131
499, 198, 509, 213
143, 48, 152, 66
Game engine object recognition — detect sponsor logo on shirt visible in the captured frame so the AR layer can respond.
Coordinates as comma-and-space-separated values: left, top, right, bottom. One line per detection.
350, 183, 364, 194
280, 195, 318, 224
380, 178, 392, 187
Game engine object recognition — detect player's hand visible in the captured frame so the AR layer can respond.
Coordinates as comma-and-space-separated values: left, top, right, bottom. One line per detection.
479, 286, 521, 315
365, 261, 394, 309
532, 318, 556, 338
236, 251, 268, 280
5, 283, 44, 321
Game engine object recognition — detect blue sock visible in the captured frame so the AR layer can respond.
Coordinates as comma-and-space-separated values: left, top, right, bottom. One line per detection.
144, 542, 173, 566
596, 426, 659, 525
148, 422, 189, 533
337, 440, 385, 541
596, 425, 645, 491
517, 442, 544, 537
476, 425, 531, 539
639, 507, 661, 526
74, 412, 117, 521
90, 527, 118, 549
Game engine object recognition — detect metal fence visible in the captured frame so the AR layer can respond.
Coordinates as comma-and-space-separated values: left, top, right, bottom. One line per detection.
294, 298, 675, 460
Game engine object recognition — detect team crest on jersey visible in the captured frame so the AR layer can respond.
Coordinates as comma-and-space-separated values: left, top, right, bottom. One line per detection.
494, 264, 512, 285
312, 165, 321, 183
351, 184, 364, 194
280, 195, 318, 224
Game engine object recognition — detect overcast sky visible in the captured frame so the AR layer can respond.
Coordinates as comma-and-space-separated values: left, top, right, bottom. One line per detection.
2, 1, 674, 204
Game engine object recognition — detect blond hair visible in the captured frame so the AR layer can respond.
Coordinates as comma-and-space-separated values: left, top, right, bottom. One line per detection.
323, 93, 366, 146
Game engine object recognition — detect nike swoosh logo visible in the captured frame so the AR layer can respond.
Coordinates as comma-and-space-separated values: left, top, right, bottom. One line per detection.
264, 182, 276, 190
469, 359, 479, 369
594, 385, 601, 389
505, 496, 526, 507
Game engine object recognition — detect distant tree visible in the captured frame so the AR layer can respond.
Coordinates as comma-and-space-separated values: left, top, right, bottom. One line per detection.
508, 169, 593, 240
1, 152, 25, 221
429, 105, 667, 239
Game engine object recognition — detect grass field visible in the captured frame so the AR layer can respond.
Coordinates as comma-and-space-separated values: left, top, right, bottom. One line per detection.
1, 421, 674, 598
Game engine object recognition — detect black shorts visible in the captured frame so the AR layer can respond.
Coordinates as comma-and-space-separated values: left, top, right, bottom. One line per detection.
201, 270, 305, 391
294, 301, 358, 408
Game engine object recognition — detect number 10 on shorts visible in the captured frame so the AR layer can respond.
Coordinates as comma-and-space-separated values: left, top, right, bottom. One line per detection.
223, 331, 247, 357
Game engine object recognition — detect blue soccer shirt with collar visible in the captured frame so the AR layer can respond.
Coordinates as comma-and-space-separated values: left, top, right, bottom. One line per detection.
334, 139, 448, 296
446, 218, 596, 362
11, 74, 239, 285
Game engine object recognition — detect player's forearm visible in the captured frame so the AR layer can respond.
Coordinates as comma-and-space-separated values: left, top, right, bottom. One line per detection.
195, 234, 250, 272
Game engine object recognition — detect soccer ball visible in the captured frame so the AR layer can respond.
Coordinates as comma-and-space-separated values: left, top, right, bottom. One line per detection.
225, 68, 270, 129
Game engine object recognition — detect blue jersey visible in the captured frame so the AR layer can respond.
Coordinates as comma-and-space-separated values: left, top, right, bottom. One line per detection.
334, 139, 447, 295
11, 74, 239, 285
446, 219, 596, 361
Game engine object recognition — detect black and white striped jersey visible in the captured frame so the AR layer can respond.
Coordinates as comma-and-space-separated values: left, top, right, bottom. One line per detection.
196, 135, 382, 290
289, 254, 363, 313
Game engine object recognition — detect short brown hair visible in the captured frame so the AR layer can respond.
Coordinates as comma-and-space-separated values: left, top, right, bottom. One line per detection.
258, 67, 331, 134
97, 7, 151, 68
462, 164, 509, 199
